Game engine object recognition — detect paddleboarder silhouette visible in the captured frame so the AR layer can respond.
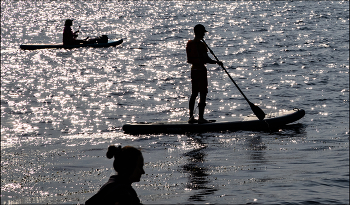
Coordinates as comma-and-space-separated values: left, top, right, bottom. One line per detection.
186, 24, 223, 124
85, 145, 144, 205
63, 19, 86, 45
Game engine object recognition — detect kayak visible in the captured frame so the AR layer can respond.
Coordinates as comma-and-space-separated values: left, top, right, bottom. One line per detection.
122, 108, 305, 134
20, 39, 123, 50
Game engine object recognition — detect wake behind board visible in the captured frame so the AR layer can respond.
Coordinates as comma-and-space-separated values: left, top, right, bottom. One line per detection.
122, 108, 305, 135
20, 39, 123, 50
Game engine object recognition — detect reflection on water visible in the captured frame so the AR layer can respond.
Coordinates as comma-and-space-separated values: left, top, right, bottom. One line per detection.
181, 135, 218, 201
248, 136, 267, 163
274, 123, 308, 138
179, 123, 312, 202
247, 124, 307, 163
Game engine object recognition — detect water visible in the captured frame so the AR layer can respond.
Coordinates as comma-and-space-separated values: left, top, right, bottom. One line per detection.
1, 1, 349, 204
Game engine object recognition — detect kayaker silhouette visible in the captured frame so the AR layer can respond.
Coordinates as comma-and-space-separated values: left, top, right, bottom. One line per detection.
186, 24, 223, 124
62, 19, 86, 45
85, 145, 145, 205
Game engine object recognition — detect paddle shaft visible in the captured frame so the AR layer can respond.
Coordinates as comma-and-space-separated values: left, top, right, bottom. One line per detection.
202, 40, 251, 104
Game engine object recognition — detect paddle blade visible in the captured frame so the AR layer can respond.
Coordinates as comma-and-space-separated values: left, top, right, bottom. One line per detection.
249, 102, 266, 121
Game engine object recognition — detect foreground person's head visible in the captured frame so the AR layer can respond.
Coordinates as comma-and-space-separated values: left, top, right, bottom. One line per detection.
106, 145, 145, 183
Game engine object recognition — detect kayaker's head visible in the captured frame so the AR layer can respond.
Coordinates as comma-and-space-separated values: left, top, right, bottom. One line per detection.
65, 19, 73, 27
106, 145, 145, 183
194, 24, 207, 40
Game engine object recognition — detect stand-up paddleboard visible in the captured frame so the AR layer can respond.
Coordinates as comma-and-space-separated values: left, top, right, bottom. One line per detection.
20, 39, 123, 50
122, 108, 305, 135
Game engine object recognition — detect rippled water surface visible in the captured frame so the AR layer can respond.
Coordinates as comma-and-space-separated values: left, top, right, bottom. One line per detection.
1, 1, 349, 204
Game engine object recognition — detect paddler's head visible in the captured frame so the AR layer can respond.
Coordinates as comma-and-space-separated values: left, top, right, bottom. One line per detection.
65, 19, 73, 27
194, 24, 207, 40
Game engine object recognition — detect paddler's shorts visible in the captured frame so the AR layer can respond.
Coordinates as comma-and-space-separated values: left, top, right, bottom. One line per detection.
191, 69, 208, 94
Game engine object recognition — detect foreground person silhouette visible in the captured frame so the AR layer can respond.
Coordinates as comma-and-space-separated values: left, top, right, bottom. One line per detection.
85, 145, 145, 205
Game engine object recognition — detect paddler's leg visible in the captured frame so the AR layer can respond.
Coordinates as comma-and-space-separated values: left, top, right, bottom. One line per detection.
188, 93, 198, 123
198, 92, 210, 123
189, 69, 199, 123
198, 68, 210, 123
189, 93, 197, 118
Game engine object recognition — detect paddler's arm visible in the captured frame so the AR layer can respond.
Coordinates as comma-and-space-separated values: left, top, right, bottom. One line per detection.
74, 26, 80, 34
73, 30, 79, 39
203, 53, 223, 67
73, 26, 80, 38
187, 49, 223, 66
199, 41, 223, 66
186, 40, 223, 66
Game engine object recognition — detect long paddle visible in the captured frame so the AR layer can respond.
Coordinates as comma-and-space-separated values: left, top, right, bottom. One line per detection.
202, 40, 266, 121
